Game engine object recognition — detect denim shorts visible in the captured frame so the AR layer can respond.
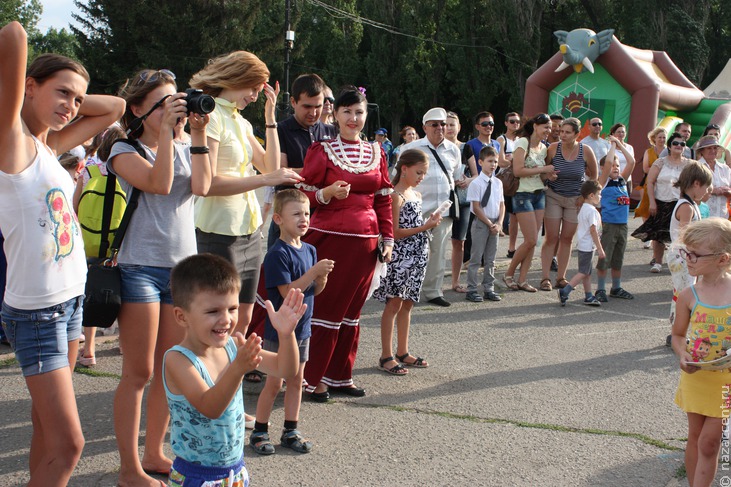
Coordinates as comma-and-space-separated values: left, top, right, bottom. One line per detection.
1, 295, 83, 377
119, 264, 173, 305
512, 191, 545, 214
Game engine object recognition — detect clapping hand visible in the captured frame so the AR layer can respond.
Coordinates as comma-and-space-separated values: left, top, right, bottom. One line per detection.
232, 331, 263, 374
264, 288, 307, 337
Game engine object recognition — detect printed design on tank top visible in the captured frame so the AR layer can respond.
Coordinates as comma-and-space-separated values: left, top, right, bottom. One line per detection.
43, 188, 78, 261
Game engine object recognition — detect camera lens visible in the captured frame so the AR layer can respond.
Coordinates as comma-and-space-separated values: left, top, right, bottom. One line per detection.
184, 88, 215, 116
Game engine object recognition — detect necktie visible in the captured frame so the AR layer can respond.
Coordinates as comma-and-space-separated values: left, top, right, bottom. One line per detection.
480, 179, 492, 208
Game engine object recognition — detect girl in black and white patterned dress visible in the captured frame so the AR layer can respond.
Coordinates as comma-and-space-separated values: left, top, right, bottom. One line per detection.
373, 150, 442, 375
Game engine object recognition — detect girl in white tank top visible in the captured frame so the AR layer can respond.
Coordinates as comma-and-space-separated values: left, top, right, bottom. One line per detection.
0, 21, 125, 485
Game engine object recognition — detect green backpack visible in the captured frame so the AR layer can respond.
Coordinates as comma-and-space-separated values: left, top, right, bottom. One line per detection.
77, 164, 127, 259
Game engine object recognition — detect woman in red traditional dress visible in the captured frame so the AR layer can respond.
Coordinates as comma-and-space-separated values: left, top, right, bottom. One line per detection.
297, 86, 393, 400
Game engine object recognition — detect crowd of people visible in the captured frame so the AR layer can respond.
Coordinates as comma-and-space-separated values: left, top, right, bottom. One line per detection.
1, 19, 731, 487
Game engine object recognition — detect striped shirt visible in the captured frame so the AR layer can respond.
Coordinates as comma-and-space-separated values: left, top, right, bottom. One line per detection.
547, 142, 586, 197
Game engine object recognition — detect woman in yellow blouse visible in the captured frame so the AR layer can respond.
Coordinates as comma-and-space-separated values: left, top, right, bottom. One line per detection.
189, 51, 302, 347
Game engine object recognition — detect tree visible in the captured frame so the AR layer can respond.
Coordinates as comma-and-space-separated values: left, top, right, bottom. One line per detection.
0, 0, 42, 36
30, 28, 79, 60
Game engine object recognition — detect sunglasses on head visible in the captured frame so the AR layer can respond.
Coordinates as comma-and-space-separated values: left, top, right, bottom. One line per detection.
591, 122, 603, 127
480, 121, 495, 127
671, 140, 686, 147
534, 114, 550, 125
137, 69, 176, 85
324, 96, 335, 104
707, 124, 720, 130
427, 122, 446, 127
508, 119, 520, 124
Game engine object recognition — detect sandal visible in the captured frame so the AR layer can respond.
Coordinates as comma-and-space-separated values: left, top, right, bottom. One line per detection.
452, 284, 467, 293
280, 429, 313, 453
518, 282, 537, 293
250, 431, 275, 455
555, 278, 569, 289
502, 274, 519, 291
244, 370, 265, 383
539, 278, 553, 292
396, 352, 429, 368
378, 356, 408, 375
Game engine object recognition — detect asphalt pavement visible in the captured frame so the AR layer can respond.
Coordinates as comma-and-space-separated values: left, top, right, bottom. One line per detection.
1, 216, 728, 486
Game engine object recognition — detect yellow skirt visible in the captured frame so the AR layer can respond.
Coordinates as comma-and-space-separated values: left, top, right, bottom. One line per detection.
675, 369, 731, 418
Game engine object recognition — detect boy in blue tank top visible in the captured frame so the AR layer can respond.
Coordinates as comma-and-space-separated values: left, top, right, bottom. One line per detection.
594, 138, 636, 302
163, 254, 305, 486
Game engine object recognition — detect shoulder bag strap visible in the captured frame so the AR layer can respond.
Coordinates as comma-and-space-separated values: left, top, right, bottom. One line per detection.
98, 167, 117, 259
427, 147, 454, 189
109, 139, 144, 257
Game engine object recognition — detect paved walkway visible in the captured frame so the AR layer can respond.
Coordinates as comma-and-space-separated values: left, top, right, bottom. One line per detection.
1, 218, 728, 486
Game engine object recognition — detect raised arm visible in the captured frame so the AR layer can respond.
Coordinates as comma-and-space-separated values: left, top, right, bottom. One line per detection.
48, 94, 126, 156
0, 22, 30, 174
250, 82, 281, 175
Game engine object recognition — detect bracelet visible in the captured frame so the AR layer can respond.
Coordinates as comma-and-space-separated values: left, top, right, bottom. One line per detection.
265, 123, 277, 129
189, 146, 209, 154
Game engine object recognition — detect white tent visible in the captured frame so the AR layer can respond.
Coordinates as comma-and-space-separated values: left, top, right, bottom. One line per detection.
704, 59, 731, 99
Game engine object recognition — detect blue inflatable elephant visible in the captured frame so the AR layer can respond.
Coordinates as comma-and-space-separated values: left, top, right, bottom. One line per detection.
554, 28, 614, 74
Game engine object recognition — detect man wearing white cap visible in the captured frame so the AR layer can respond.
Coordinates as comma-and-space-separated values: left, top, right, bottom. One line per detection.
399, 107, 462, 306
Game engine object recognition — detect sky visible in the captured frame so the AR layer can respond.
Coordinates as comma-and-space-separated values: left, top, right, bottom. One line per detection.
38, 0, 79, 32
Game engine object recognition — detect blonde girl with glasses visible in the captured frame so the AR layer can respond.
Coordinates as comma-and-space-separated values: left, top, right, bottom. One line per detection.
671, 217, 731, 487
0, 21, 124, 485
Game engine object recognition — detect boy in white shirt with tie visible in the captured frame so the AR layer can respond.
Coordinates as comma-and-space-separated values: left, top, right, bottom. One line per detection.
465, 146, 505, 302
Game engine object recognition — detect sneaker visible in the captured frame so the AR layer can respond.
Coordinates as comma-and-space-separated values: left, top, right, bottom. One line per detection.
644, 241, 652, 249
650, 263, 662, 273
594, 289, 608, 303
558, 289, 569, 307
465, 291, 483, 302
506, 250, 515, 259
550, 257, 558, 272
609, 287, 634, 299
583, 295, 601, 306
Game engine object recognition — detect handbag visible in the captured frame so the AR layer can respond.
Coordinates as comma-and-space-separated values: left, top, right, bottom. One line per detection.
428, 147, 460, 220
455, 164, 471, 208
496, 163, 520, 197
82, 139, 144, 328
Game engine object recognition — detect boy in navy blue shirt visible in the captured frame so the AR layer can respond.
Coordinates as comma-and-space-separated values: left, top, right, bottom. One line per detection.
251, 189, 334, 455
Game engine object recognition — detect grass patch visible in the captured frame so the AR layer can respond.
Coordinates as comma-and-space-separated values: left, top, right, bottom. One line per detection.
355, 403, 682, 452
0, 356, 17, 367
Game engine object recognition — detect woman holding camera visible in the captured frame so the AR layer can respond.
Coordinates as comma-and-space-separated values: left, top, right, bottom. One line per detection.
108, 68, 212, 487
189, 52, 301, 350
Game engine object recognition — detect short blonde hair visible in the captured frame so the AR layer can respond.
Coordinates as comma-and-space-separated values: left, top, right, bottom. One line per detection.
273, 189, 309, 216
681, 218, 731, 259
647, 127, 667, 144
189, 51, 269, 97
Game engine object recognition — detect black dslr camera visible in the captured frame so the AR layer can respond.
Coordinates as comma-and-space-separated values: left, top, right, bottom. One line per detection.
184, 89, 215, 116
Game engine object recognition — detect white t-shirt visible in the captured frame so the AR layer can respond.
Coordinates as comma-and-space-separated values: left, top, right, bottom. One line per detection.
576, 203, 601, 252
581, 136, 611, 162
0, 136, 87, 309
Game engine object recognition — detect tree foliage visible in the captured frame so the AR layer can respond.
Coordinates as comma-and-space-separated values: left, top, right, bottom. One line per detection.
57, 0, 731, 139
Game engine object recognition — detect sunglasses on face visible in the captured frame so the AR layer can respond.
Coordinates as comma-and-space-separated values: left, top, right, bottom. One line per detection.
508, 119, 520, 124
427, 122, 446, 128
671, 140, 686, 147
679, 248, 724, 264
591, 122, 602, 127
137, 69, 176, 85
324, 97, 335, 104
480, 121, 495, 127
